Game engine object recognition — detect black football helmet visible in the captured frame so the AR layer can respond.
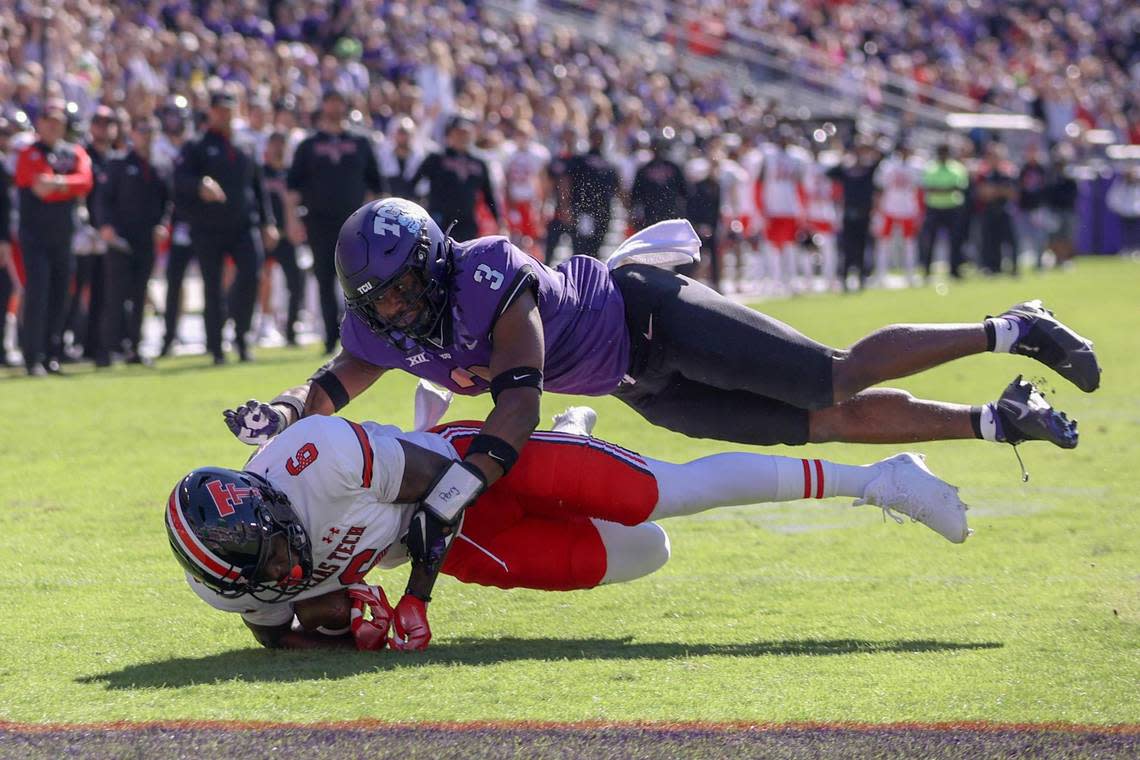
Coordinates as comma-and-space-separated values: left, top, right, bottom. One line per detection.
165, 467, 313, 601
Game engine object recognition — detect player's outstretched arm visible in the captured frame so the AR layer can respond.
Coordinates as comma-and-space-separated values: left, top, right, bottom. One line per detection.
465, 289, 544, 486
223, 350, 387, 445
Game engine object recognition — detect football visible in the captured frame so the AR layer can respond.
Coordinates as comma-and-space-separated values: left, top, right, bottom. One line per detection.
293, 588, 352, 632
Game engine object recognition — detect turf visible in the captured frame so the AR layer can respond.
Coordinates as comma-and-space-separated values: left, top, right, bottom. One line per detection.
0, 257, 1137, 730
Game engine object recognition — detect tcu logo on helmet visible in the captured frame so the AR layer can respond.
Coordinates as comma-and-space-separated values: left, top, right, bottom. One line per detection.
205, 480, 254, 517
373, 199, 425, 238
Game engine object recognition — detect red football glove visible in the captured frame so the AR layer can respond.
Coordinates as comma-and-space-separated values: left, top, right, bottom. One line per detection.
347, 583, 394, 651
389, 594, 431, 651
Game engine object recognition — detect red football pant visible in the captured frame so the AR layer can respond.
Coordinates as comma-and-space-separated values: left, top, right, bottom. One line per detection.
432, 424, 660, 591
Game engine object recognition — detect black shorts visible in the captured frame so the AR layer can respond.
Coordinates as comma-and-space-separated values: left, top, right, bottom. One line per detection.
610, 264, 837, 446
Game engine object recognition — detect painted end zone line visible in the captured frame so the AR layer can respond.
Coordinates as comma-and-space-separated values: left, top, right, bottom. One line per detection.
1, 720, 1137, 734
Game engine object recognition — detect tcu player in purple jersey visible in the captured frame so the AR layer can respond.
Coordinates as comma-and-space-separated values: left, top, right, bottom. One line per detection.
223, 198, 1097, 608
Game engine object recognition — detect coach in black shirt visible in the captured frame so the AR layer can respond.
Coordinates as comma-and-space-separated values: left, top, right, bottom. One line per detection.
287, 90, 382, 353
630, 136, 688, 231
411, 114, 500, 241
97, 116, 169, 366
174, 88, 277, 363
567, 128, 619, 259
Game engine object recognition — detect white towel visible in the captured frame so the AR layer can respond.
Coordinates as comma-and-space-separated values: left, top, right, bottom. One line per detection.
605, 219, 702, 271
413, 379, 454, 431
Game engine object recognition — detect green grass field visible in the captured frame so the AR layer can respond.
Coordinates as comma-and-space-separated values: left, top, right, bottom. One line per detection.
0, 258, 1137, 738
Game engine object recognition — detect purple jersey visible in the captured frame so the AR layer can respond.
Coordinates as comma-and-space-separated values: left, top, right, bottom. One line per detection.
341, 236, 630, 396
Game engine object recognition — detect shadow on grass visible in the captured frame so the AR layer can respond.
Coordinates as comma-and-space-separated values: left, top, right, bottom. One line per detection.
80, 637, 1003, 690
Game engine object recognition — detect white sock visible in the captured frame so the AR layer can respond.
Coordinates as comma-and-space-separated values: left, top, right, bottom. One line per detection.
986, 317, 1019, 353
646, 453, 879, 520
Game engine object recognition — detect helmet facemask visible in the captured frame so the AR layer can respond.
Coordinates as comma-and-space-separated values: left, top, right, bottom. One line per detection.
344, 228, 451, 352
243, 491, 315, 602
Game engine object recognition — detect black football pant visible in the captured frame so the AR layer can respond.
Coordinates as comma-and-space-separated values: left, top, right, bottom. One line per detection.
192, 226, 263, 357
611, 264, 837, 446
19, 234, 74, 368
101, 232, 155, 355
305, 217, 342, 352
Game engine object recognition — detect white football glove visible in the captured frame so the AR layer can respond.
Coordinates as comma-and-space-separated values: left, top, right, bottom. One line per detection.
223, 399, 288, 445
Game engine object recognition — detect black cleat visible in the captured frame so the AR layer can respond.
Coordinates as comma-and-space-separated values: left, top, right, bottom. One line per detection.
995, 375, 1078, 449
995, 299, 1100, 392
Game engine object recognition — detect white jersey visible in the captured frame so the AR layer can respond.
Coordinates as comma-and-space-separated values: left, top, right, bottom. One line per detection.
504, 142, 551, 203
758, 145, 806, 218
186, 416, 458, 627
876, 157, 923, 219
718, 158, 752, 219
802, 161, 839, 226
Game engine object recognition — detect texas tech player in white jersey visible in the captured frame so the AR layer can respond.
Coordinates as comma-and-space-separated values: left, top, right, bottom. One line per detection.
874, 153, 924, 283
503, 138, 550, 251
802, 158, 840, 289
757, 142, 808, 290
187, 416, 457, 627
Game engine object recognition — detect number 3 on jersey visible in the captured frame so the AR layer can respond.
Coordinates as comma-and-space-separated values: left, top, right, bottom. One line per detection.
285, 443, 319, 476
474, 264, 503, 290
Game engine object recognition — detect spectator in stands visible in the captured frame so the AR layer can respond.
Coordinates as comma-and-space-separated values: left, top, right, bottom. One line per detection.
411, 114, 501, 242
1107, 166, 1140, 256
96, 115, 168, 367
567, 128, 620, 260
287, 89, 382, 354
174, 87, 276, 364
14, 99, 93, 376
919, 143, 969, 279
975, 141, 1020, 276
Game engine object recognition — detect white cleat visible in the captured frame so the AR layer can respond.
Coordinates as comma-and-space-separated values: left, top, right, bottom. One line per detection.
551, 406, 598, 436
855, 453, 971, 543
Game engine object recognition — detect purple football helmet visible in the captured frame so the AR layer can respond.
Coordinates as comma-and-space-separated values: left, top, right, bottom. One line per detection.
335, 198, 452, 351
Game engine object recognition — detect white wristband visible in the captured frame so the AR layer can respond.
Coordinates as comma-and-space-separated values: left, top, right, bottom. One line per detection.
423, 462, 485, 523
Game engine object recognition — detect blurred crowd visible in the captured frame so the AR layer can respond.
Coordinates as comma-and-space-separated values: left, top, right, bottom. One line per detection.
579, 0, 1140, 146
1, 0, 1138, 376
